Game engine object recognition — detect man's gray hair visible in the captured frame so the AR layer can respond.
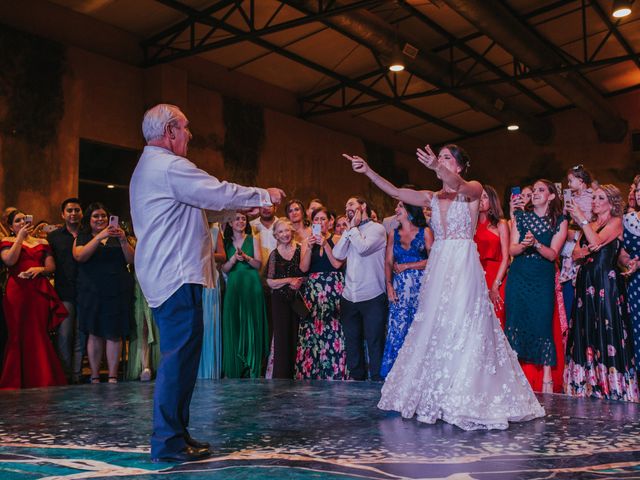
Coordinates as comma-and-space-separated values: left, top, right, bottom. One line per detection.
142, 104, 183, 143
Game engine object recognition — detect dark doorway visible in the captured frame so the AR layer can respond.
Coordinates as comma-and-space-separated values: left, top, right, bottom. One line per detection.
78, 140, 140, 229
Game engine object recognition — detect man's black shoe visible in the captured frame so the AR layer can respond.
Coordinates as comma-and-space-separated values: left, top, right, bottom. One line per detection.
151, 446, 211, 463
185, 434, 210, 450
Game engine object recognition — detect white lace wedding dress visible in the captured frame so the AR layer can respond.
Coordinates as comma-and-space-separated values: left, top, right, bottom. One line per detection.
378, 193, 545, 430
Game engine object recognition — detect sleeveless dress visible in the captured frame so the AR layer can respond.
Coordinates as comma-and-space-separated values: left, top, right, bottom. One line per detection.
380, 227, 428, 378
221, 235, 268, 378
198, 224, 222, 379
474, 220, 506, 328
622, 212, 640, 369
564, 234, 638, 401
378, 194, 544, 430
0, 242, 67, 389
76, 234, 133, 339
295, 237, 348, 380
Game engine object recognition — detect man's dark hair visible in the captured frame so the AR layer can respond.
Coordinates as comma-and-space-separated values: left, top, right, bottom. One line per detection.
60, 197, 82, 212
354, 196, 372, 218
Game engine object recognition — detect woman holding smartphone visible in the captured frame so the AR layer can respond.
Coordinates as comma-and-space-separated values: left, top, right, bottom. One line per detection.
565, 185, 637, 401
0, 210, 68, 388
221, 211, 268, 378
73, 203, 134, 384
297, 207, 347, 379
505, 180, 568, 393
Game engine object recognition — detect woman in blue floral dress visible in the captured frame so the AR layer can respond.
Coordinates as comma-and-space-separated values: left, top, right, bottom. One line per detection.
380, 202, 433, 378
297, 207, 347, 380
621, 178, 640, 371
565, 185, 638, 401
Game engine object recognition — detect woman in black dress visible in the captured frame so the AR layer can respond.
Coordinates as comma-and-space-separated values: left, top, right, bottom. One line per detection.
266, 218, 305, 379
73, 203, 134, 383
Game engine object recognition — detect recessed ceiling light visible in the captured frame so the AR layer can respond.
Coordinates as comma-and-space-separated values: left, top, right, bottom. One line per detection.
612, 0, 632, 18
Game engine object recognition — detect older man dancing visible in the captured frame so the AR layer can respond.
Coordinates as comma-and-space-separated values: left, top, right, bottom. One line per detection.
130, 104, 284, 463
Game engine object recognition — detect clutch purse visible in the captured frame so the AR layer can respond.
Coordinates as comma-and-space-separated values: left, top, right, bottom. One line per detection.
291, 292, 310, 319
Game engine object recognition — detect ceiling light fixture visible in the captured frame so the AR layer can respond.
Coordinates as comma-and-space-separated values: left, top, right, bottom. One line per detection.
507, 124, 520, 131
388, 24, 405, 72
612, 0, 633, 18
107, 184, 115, 189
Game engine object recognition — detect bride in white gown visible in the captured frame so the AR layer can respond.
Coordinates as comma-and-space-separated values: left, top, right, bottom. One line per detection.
344, 145, 544, 431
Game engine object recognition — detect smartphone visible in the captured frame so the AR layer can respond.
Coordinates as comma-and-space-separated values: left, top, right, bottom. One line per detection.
510, 186, 521, 197
24, 214, 33, 224
563, 189, 572, 209
109, 215, 119, 229
312, 224, 321, 236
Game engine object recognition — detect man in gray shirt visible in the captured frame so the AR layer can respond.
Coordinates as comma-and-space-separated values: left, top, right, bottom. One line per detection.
333, 196, 387, 381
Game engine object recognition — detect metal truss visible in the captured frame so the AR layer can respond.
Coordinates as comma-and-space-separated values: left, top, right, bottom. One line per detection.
300, 0, 638, 120
142, 0, 385, 66
145, 0, 469, 135
144, 0, 639, 137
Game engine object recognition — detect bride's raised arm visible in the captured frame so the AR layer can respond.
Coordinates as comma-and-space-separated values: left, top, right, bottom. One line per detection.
417, 145, 482, 200
343, 154, 433, 207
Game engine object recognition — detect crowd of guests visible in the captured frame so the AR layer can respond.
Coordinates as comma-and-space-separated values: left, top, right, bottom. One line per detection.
0, 163, 639, 404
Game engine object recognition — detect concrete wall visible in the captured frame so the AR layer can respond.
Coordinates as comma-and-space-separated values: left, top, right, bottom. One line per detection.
459, 89, 640, 199
0, 42, 426, 224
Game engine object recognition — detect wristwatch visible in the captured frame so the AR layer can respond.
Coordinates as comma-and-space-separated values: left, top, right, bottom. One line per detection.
580, 219, 589, 226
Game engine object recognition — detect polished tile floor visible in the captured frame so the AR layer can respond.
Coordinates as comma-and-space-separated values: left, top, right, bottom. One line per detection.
1, 379, 640, 479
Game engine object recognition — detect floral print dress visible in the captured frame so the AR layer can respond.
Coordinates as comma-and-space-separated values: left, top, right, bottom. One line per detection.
380, 227, 428, 378
295, 237, 348, 380
623, 212, 640, 370
564, 234, 638, 401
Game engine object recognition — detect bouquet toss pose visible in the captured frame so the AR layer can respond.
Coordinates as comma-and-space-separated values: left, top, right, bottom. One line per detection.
344, 144, 544, 430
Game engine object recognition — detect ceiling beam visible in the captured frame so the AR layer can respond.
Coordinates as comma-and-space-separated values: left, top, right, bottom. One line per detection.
397, 0, 553, 112
147, 0, 469, 136
283, 0, 554, 144
143, 0, 384, 65
589, 0, 640, 71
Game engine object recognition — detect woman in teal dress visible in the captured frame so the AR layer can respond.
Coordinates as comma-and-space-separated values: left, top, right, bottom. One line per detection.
221, 212, 268, 378
505, 180, 568, 393
198, 223, 225, 379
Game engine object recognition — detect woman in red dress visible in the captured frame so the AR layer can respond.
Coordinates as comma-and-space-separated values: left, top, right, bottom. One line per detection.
0, 210, 67, 389
474, 185, 509, 328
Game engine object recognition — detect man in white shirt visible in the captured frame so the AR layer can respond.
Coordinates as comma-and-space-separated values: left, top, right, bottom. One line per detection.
333, 196, 387, 381
250, 205, 278, 275
130, 104, 284, 463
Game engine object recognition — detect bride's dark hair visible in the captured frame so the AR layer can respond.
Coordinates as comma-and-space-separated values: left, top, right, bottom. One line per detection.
442, 144, 471, 179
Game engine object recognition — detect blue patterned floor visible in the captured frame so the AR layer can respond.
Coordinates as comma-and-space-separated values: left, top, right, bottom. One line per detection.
1, 380, 640, 479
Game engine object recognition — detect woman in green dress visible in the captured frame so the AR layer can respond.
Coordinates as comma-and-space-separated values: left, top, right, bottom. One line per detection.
221, 212, 268, 378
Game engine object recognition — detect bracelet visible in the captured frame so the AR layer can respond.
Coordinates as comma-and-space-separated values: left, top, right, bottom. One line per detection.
534, 241, 542, 250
